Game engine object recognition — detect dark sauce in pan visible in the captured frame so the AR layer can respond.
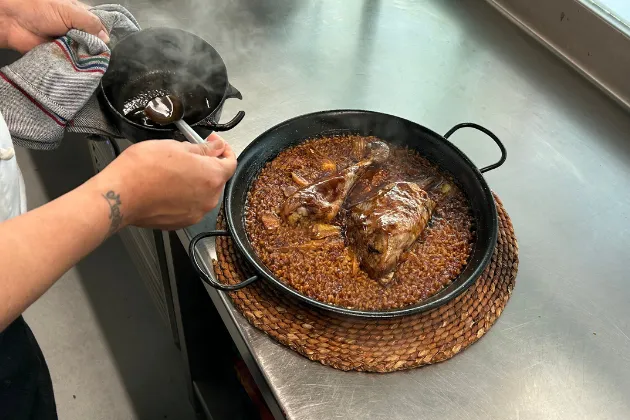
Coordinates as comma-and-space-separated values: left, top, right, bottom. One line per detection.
125, 107, 158, 127
123, 89, 213, 128
119, 72, 216, 128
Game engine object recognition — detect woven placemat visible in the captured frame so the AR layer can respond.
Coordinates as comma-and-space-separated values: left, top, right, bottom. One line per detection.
212, 193, 518, 372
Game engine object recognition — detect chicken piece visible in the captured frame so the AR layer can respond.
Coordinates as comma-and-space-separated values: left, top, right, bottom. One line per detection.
311, 223, 341, 239
348, 248, 360, 276
260, 211, 280, 230
346, 182, 436, 284
291, 172, 310, 187
345, 166, 391, 208
281, 141, 390, 224
282, 164, 367, 224
365, 140, 389, 164
282, 185, 298, 197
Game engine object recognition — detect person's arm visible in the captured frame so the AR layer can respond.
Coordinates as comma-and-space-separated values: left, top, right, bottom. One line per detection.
0, 173, 121, 330
0, 0, 238, 330
0, 137, 236, 331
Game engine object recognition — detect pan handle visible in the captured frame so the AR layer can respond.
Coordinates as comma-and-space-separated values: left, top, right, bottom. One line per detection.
197, 84, 245, 132
226, 83, 243, 100
189, 230, 259, 291
199, 111, 246, 132
444, 123, 507, 173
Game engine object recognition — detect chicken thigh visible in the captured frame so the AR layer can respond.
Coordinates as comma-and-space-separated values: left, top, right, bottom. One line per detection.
346, 181, 435, 284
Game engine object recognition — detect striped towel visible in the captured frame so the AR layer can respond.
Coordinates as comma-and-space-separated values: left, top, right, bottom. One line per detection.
0, 4, 140, 150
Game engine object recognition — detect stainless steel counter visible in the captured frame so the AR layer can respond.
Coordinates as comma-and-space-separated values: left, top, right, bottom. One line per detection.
126, 0, 630, 418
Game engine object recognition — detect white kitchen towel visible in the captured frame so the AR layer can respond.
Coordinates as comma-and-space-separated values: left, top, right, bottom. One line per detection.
0, 4, 140, 150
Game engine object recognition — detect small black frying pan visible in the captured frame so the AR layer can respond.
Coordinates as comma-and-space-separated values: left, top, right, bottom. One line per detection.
99, 28, 244, 142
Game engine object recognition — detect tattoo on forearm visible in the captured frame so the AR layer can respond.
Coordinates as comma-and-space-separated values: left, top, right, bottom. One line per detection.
103, 190, 123, 236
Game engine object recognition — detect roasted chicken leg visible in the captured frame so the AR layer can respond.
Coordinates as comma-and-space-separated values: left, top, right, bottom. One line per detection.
281, 140, 389, 224
346, 182, 436, 284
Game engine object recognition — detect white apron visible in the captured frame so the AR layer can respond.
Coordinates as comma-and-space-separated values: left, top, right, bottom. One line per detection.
0, 110, 27, 222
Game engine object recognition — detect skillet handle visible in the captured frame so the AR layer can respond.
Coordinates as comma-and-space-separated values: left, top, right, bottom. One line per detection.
200, 111, 246, 132
189, 230, 259, 291
444, 123, 507, 173
226, 83, 243, 100
198, 84, 245, 132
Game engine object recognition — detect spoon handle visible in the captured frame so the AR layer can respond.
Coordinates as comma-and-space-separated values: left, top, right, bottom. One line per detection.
174, 120, 206, 145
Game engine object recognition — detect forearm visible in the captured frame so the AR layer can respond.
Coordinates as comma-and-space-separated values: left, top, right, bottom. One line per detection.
0, 173, 126, 330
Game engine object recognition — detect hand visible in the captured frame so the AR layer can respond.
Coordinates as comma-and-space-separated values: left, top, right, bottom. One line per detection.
96, 133, 237, 231
0, 0, 109, 53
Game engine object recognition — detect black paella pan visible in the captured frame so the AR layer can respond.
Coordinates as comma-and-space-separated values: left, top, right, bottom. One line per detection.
189, 110, 506, 318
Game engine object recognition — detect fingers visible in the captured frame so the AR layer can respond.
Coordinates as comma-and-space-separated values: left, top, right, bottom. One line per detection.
60, 2, 109, 42
193, 142, 237, 180
220, 143, 237, 164
164, 137, 237, 181
215, 144, 238, 178
204, 133, 227, 157
185, 133, 226, 157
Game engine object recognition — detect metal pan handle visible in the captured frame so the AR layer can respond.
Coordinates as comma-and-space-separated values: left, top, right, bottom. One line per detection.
199, 111, 246, 132
444, 123, 507, 173
226, 83, 243, 100
198, 84, 245, 132
189, 230, 259, 291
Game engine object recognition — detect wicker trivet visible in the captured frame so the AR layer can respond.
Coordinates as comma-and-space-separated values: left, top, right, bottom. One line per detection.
212, 193, 518, 372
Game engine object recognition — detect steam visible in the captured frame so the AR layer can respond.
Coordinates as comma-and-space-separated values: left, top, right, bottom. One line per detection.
103, 0, 276, 120
115, 0, 269, 69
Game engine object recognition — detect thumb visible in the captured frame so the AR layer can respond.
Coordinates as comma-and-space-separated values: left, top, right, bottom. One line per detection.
62, 4, 110, 43
186, 133, 226, 157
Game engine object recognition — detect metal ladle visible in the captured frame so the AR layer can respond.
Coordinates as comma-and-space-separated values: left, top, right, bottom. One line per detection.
144, 95, 205, 144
